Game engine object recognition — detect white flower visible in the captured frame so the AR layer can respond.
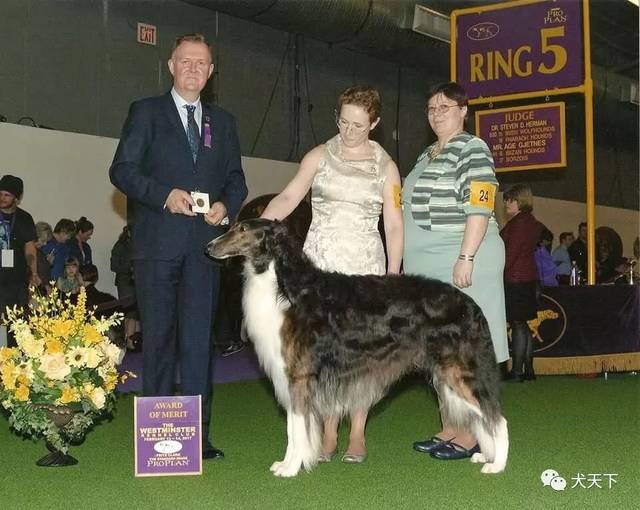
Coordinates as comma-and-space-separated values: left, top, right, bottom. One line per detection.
85, 348, 102, 369
1, 399, 13, 409
89, 386, 106, 410
16, 360, 35, 381
100, 342, 123, 365
66, 347, 88, 368
39, 353, 71, 380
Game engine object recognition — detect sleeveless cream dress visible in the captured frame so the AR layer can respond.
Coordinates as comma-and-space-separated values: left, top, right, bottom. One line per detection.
303, 134, 390, 276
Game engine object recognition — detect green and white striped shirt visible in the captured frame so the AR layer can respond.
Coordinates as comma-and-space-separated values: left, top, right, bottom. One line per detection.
407, 133, 498, 232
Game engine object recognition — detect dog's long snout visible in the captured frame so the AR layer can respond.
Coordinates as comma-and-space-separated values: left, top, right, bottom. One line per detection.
206, 235, 231, 260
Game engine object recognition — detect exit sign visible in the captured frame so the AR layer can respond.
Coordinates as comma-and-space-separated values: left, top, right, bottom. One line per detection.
137, 23, 157, 46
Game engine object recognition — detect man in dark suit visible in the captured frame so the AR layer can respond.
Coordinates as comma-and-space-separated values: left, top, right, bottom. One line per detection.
109, 33, 247, 460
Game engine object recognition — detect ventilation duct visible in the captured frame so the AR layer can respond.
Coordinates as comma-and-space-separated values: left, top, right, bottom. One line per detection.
181, 0, 449, 71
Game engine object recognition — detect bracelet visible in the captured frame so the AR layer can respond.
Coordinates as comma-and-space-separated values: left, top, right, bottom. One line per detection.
458, 254, 475, 261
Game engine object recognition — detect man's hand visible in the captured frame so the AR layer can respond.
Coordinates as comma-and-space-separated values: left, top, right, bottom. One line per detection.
204, 202, 228, 226
165, 189, 196, 216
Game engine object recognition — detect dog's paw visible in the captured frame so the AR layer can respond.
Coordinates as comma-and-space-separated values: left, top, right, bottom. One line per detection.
481, 462, 506, 474
273, 460, 302, 478
270, 460, 284, 472
470, 452, 487, 464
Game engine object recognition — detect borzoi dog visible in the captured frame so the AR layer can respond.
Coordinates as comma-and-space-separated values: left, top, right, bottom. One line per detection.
207, 219, 508, 477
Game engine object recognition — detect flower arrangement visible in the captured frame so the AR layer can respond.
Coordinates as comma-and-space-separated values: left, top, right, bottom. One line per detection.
0, 287, 132, 454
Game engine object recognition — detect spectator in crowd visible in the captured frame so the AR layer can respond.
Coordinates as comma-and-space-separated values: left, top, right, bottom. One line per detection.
535, 227, 558, 287
80, 264, 124, 352
569, 222, 588, 275
67, 216, 93, 267
56, 257, 83, 294
34, 221, 53, 293
552, 231, 574, 284
595, 226, 625, 284
41, 219, 76, 280
110, 225, 141, 351
500, 183, 544, 383
0, 174, 40, 347
81, 263, 117, 308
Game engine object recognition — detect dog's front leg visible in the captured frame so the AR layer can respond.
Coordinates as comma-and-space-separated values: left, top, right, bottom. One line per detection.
270, 408, 295, 473
271, 411, 311, 477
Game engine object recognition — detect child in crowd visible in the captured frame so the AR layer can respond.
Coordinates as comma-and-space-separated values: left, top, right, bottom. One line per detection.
56, 257, 84, 294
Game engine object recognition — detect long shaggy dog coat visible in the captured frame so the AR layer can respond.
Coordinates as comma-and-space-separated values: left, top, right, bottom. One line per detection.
207, 219, 508, 477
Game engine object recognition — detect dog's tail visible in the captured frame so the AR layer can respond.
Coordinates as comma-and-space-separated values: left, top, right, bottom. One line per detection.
430, 301, 508, 473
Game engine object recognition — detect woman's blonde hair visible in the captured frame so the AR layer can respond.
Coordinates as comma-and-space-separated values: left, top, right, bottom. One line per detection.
503, 183, 533, 213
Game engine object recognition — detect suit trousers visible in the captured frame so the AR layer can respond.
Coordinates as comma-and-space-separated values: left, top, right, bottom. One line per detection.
134, 253, 220, 441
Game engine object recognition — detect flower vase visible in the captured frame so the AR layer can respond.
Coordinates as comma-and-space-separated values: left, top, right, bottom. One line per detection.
36, 405, 79, 467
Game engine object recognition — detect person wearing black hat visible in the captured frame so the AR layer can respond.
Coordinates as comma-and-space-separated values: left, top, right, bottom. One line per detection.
0, 174, 40, 347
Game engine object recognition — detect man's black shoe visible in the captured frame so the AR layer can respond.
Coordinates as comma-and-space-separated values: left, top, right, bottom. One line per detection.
203, 442, 225, 460
221, 342, 245, 357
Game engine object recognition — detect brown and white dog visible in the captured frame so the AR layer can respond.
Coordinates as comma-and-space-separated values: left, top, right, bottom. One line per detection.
207, 219, 508, 477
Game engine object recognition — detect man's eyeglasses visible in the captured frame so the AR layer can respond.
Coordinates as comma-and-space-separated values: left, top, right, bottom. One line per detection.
426, 104, 461, 116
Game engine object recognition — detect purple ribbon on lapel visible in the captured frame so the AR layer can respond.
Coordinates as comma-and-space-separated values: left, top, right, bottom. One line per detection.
204, 116, 212, 148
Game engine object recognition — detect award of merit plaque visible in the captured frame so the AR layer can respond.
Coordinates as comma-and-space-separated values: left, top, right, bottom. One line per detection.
134, 395, 202, 476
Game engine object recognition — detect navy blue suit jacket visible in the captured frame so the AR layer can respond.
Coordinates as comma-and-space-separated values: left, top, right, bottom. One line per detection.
109, 92, 247, 261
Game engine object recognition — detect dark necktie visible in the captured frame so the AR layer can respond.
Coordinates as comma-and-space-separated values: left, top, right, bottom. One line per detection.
185, 104, 200, 162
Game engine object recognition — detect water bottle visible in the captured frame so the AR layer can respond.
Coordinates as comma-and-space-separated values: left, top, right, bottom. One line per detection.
569, 261, 579, 286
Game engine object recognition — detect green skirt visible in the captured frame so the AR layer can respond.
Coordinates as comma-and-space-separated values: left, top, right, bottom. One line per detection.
403, 217, 509, 364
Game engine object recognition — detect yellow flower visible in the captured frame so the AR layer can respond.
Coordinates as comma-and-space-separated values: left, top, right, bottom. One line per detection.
1, 362, 18, 390
83, 325, 103, 346
39, 353, 71, 380
14, 325, 37, 351
14, 384, 30, 402
45, 338, 64, 354
103, 373, 118, 392
51, 319, 74, 340
20, 336, 45, 358
74, 288, 87, 324
58, 385, 80, 404
0, 347, 19, 363
16, 373, 31, 387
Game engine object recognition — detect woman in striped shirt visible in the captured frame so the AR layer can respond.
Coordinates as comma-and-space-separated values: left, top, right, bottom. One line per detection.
403, 82, 508, 461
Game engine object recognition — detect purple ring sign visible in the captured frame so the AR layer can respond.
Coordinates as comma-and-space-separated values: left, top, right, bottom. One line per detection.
476, 102, 566, 172
453, 0, 584, 100
134, 395, 202, 476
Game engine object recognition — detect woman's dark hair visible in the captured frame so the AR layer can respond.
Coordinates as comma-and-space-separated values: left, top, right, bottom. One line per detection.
426, 82, 469, 110
76, 216, 94, 233
539, 227, 554, 244
53, 218, 76, 236
80, 263, 99, 284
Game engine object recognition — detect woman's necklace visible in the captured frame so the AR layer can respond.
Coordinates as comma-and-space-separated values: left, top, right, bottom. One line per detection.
429, 131, 464, 159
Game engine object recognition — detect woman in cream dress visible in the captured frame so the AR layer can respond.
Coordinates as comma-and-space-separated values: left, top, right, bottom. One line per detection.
262, 85, 403, 464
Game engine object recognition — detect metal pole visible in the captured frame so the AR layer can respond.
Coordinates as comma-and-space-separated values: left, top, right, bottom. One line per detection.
583, 0, 596, 285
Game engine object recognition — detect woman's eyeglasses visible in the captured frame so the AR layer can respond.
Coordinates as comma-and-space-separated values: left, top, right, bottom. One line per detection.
426, 104, 461, 116
335, 111, 369, 133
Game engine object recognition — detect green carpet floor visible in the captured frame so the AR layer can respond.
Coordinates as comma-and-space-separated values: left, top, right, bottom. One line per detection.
1, 374, 638, 509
